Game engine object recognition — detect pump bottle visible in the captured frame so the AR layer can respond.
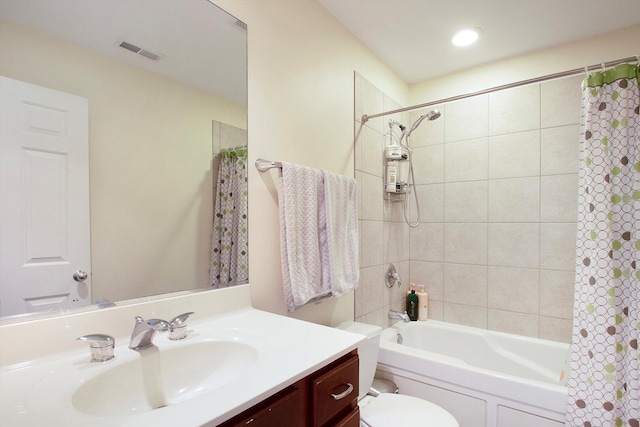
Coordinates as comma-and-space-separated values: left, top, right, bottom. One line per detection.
417, 285, 429, 321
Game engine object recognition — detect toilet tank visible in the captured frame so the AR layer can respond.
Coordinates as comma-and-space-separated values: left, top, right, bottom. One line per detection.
337, 321, 382, 400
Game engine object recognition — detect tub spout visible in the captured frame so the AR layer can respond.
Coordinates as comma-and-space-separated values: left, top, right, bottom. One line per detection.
388, 310, 410, 323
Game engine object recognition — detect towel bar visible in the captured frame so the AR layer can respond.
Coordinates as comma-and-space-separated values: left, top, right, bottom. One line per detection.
255, 158, 283, 172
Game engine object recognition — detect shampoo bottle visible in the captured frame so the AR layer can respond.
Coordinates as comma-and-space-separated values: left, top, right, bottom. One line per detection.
417, 285, 429, 321
406, 290, 418, 321
406, 282, 416, 298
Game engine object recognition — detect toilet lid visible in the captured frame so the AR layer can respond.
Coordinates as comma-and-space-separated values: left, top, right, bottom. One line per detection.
360, 393, 459, 427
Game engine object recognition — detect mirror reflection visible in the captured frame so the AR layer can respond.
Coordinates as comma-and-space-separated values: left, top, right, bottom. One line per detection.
0, 0, 248, 320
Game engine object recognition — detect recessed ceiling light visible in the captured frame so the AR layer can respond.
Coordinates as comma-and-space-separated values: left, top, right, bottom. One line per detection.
452, 28, 480, 47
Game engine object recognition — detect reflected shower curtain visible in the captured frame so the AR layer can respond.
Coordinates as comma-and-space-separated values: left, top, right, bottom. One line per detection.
566, 64, 639, 426
210, 147, 248, 288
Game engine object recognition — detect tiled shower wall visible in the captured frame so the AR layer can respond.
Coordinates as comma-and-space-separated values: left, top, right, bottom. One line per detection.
354, 72, 583, 343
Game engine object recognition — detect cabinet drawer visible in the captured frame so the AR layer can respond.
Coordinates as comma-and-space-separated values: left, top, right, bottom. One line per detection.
219, 385, 302, 427
333, 406, 360, 427
312, 354, 359, 427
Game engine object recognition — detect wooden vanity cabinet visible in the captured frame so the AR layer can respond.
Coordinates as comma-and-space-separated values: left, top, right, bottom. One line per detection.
219, 350, 359, 427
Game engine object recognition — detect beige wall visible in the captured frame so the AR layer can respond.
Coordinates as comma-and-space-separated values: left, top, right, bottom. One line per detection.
410, 24, 640, 104
0, 19, 247, 302
212, 0, 408, 325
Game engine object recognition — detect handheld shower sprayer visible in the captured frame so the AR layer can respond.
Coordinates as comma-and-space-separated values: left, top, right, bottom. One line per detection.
390, 109, 441, 228
397, 109, 440, 144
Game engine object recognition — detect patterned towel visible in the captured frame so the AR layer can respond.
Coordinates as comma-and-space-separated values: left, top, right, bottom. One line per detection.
279, 162, 331, 311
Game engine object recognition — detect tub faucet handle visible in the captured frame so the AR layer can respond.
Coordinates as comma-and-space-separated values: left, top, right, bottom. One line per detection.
77, 334, 115, 362
386, 264, 402, 288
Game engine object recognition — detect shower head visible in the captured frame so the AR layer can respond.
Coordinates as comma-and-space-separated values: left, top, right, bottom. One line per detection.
402, 109, 441, 141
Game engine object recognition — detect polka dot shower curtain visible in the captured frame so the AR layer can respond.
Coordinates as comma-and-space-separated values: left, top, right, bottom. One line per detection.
210, 147, 248, 288
566, 63, 639, 426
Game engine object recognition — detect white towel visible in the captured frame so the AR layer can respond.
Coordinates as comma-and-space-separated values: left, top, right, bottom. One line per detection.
278, 163, 360, 311
279, 162, 331, 311
322, 170, 359, 297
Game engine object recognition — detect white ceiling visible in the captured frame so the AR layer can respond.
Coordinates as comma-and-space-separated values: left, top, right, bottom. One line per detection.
318, 0, 640, 84
0, 0, 247, 106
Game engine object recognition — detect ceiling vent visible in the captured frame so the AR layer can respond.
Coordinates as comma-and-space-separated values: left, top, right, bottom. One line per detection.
118, 40, 162, 61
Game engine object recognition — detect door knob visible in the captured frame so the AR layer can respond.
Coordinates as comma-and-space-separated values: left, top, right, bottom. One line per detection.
73, 270, 88, 282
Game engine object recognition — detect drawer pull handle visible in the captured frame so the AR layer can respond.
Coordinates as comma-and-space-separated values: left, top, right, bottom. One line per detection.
331, 383, 354, 400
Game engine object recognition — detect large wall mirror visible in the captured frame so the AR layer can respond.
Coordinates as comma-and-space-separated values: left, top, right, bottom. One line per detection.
0, 0, 247, 321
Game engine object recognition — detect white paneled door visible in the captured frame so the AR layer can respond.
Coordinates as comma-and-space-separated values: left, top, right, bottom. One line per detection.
0, 76, 91, 317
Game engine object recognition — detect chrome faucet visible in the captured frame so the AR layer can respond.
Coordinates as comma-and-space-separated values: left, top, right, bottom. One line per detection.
129, 316, 165, 350
388, 310, 410, 323
129, 312, 195, 350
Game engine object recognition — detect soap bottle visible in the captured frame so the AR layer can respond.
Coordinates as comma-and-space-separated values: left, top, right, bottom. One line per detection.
406, 289, 418, 321
406, 282, 416, 298
417, 285, 429, 321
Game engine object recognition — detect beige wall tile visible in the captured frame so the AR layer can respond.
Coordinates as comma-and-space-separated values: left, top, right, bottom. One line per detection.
409, 105, 445, 148
444, 181, 488, 223
540, 223, 577, 271
356, 74, 581, 341
359, 172, 383, 221
488, 309, 539, 338
410, 260, 444, 301
358, 124, 384, 176
410, 222, 444, 262
359, 75, 385, 133
412, 144, 445, 184
488, 177, 540, 222
539, 316, 573, 343
384, 221, 410, 262
444, 303, 488, 329
488, 223, 540, 268
427, 299, 444, 321
541, 125, 580, 175
444, 95, 489, 143
444, 137, 488, 182
360, 220, 384, 267
541, 174, 579, 222
444, 223, 488, 265
410, 184, 444, 223
539, 270, 575, 319
541, 74, 583, 128
488, 266, 540, 314
488, 130, 540, 179
443, 263, 488, 306
359, 265, 386, 315
489, 84, 540, 135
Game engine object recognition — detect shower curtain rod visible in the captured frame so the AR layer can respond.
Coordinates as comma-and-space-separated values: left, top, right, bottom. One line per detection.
361, 54, 639, 123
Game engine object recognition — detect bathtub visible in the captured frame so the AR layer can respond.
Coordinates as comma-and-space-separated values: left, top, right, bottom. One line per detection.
375, 320, 569, 427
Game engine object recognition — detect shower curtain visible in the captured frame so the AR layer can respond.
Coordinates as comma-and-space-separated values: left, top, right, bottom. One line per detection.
210, 147, 248, 288
566, 63, 639, 426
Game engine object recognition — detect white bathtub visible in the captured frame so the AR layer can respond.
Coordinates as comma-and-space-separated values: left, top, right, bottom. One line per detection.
376, 320, 569, 427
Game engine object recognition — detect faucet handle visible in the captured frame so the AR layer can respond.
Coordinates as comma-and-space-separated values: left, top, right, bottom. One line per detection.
77, 334, 115, 362
168, 312, 194, 340
146, 318, 170, 332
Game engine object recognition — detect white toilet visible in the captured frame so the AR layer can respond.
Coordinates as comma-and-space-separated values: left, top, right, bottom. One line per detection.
338, 321, 459, 427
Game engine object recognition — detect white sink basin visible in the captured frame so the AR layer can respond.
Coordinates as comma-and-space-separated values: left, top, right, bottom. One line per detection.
1, 304, 363, 427
71, 340, 258, 416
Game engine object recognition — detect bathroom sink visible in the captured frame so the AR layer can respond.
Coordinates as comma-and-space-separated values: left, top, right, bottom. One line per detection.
71, 340, 259, 416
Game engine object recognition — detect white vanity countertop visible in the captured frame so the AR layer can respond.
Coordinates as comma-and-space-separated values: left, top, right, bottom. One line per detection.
0, 289, 363, 426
